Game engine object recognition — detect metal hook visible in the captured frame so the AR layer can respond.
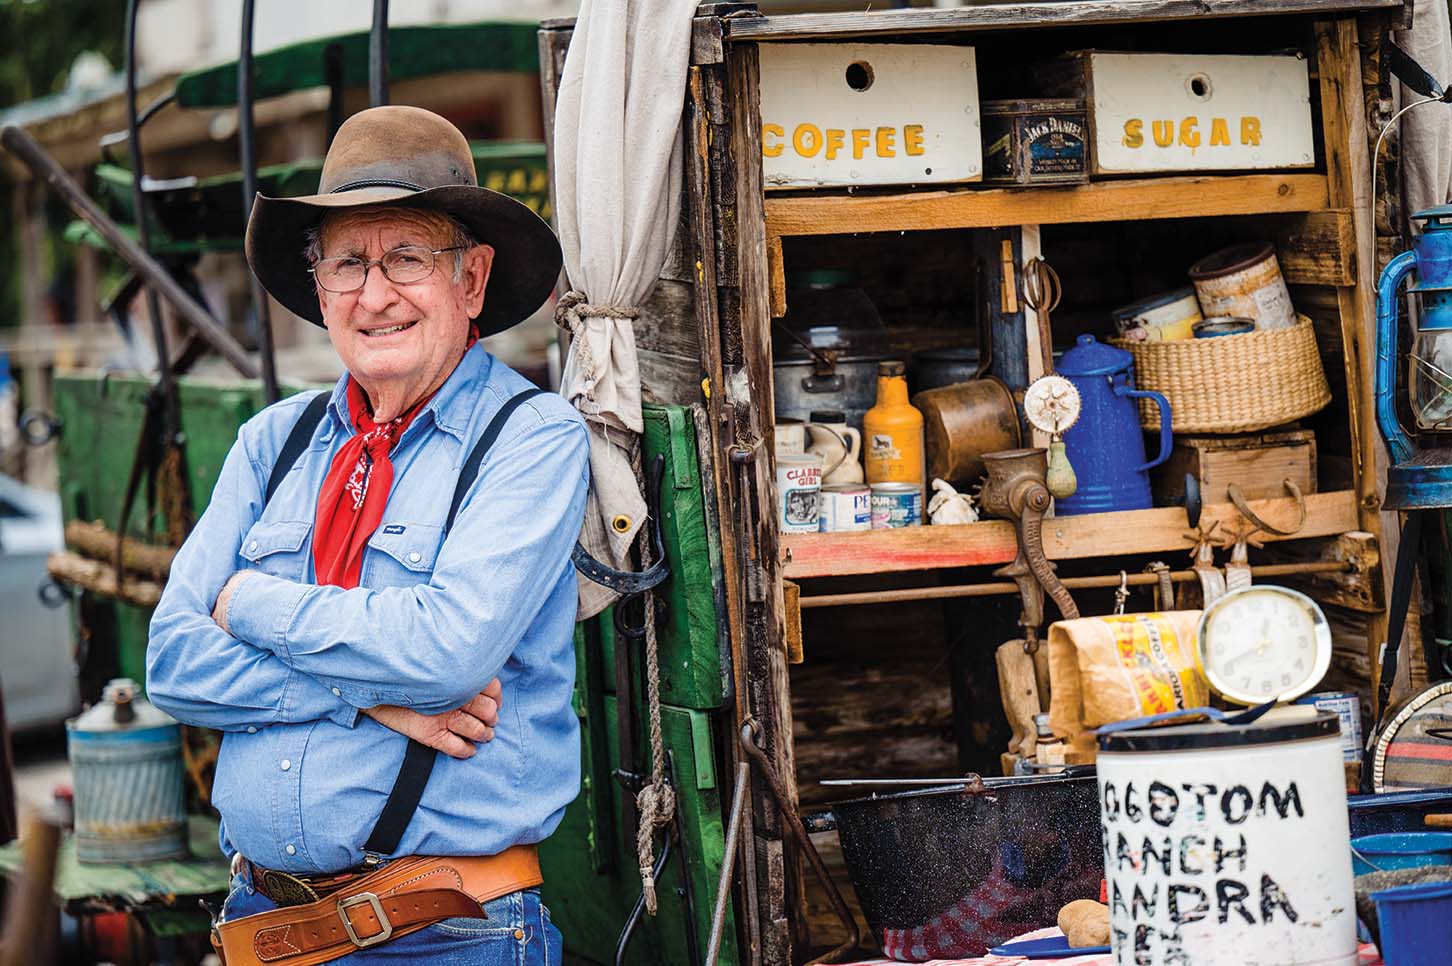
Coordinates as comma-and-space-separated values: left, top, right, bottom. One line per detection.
1114, 570, 1130, 615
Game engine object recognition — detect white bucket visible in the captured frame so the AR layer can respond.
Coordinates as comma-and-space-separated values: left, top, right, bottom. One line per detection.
1096, 710, 1356, 965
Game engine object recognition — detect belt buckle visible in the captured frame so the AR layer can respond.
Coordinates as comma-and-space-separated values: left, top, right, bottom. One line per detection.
337, 892, 393, 948
259, 868, 320, 906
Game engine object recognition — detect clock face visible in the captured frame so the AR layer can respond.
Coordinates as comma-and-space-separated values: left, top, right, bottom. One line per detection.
1023, 375, 1081, 435
1197, 586, 1333, 705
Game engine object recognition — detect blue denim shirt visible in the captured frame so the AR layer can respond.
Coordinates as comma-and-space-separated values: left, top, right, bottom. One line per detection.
146, 344, 588, 873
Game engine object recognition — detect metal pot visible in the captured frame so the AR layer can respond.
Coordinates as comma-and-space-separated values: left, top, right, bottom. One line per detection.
807, 771, 1102, 961
774, 353, 889, 433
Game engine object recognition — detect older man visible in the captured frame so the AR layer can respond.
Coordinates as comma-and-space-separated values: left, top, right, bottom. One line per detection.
146, 106, 585, 966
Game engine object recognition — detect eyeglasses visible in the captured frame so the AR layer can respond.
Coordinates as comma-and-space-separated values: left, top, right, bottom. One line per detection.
309, 245, 468, 293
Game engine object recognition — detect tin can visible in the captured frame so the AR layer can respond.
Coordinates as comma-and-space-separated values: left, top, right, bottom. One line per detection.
1190, 242, 1297, 330
777, 453, 823, 534
1296, 690, 1363, 763
1111, 287, 1201, 342
820, 483, 872, 532
870, 482, 922, 529
1193, 316, 1256, 339
981, 98, 1089, 186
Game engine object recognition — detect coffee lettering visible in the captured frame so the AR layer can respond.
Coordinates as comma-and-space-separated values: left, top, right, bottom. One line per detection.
824, 129, 846, 161
851, 129, 871, 160
792, 124, 822, 158
1168, 884, 1208, 924
1216, 879, 1255, 925
903, 124, 925, 156
874, 126, 896, 157
1149, 781, 1180, 826
1221, 785, 1254, 824
762, 124, 785, 158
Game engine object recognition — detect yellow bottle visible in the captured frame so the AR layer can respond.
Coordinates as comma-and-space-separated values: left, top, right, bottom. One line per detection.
864, 360, 925, 489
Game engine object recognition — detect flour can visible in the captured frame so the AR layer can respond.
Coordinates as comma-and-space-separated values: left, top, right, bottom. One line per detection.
777, 452, 823, 534
67, 678, 189, 864
1097, 710, 1356, 965
1112, 287, 1201, 342
1296, 691, 1363, 763
820, 483, 872, 532
1189, 243, 1297, 330
870, 481, 922, 528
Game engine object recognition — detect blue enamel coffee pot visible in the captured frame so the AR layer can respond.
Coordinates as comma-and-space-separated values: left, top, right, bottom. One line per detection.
1054, 334, 1172, 515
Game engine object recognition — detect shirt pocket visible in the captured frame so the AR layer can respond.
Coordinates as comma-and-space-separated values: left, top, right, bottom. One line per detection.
364, 522, 443, 589
238, 520, 312, 581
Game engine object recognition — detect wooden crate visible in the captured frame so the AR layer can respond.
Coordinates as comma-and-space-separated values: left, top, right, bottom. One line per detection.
1153, 429, 1317, 505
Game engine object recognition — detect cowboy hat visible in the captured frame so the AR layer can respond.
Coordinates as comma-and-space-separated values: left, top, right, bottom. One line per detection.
244, 105, 562, 336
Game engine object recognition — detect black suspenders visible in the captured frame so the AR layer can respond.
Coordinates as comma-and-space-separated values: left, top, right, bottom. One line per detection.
261, 386, 546, 862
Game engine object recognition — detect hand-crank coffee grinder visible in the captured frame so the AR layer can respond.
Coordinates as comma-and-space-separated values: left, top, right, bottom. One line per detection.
1371, 204, 1452, 777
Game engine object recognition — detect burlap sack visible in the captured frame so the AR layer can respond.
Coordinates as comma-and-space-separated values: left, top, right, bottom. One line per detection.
1047, 612, 1208, 737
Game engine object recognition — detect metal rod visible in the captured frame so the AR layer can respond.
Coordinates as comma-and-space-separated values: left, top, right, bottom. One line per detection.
324, 42, 346, 147
798, 560, 1353, 609
239, 0, 279, 403
705, 761, 750, 966
0, 125, 258, 378
123, 0, 177, 431
370, 0, 390, 107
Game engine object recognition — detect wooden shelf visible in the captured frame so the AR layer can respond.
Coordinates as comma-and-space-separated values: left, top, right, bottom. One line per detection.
781, 489, 1359, 580
764, 173, 1329, 238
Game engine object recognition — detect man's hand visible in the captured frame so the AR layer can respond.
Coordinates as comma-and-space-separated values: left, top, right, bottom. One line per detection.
364, 678, 503, 759
211, 571, 254, 635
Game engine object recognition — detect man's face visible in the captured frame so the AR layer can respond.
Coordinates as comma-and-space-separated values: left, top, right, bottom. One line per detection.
315, 207, 494, 403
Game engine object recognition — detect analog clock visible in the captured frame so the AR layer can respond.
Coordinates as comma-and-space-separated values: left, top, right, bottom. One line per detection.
1196, 586, 1333, 705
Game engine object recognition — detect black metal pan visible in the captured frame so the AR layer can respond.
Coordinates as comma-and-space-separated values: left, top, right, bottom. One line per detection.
806, 770, 1103, 962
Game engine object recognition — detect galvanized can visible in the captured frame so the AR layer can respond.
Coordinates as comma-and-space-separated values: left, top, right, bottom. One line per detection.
1296, 691, 1363, 763
1190, 242, 1297, 330
67, 678, 188, 864
1112, 287, 1201, 342
1193, 316, 1256, 339
870, 482, 922, 529
820, 483, 872, 532
777, 452, 823, 534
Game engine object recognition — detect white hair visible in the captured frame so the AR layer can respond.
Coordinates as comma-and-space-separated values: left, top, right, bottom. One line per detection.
302, 208, 478, 285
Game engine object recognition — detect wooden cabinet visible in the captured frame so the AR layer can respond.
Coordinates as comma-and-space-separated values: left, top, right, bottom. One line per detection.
542, 3, 1406, 961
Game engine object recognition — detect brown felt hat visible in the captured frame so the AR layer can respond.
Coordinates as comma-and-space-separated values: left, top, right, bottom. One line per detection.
244, 105, 562, 335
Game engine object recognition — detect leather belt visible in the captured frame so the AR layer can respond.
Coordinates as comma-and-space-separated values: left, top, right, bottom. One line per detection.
213, 845, 541, 966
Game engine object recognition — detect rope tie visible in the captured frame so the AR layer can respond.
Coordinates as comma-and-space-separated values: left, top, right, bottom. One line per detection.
554, 290, 641, 401
631, 448, 674, 916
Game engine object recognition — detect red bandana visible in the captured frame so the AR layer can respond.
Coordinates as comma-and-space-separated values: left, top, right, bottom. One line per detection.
312, 336, 478, 588
312, 378, 431, 588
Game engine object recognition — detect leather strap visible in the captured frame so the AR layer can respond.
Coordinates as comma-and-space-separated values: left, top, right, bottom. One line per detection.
217, 847, 542, 966
265, 392, 329, 504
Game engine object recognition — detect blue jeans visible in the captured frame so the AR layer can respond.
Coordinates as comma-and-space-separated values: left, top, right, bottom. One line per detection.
221, 871, 562, 965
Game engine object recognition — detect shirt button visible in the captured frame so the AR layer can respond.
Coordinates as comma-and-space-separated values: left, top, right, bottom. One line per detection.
285, 845, 297, 856
331, 687, 341, 696
280, 759, 292, 771
246, 726, 257, 734
248, 540, 259, 553
407, 551, 422, 563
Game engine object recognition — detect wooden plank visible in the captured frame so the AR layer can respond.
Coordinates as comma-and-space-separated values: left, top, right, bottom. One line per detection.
767, 234, 787, 318
1316, 16, 1392, 690
782, 488, 1360, 578
765, 174, 1329, 237
723, 0, 1403, 41
1277, 209, 1357, 286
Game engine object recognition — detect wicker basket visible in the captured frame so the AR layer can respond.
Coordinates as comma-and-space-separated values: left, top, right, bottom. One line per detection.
1112, 315, 1331, 434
